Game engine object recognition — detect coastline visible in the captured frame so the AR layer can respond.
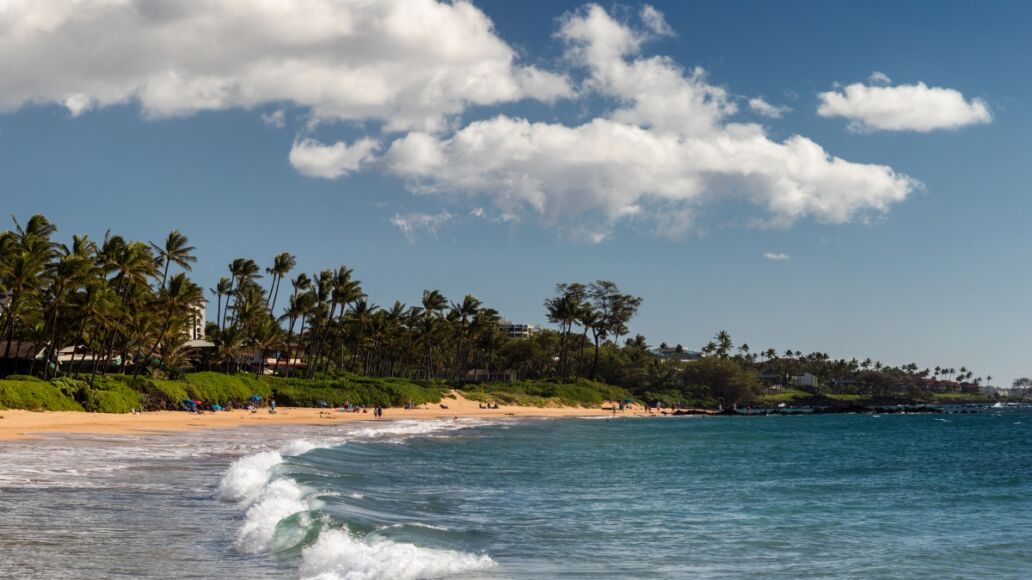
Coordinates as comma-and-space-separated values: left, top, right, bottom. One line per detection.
0, 392, 633, 441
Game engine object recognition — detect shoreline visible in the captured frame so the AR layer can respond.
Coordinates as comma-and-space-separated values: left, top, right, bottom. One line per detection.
0, 393, 636, 441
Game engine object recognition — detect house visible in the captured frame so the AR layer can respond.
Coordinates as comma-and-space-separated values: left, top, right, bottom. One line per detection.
463, 369, 517, 382
0, 339, 42, 360
790, 372, 819, 388
652, 345, 703, 363
500, 320, 538, 339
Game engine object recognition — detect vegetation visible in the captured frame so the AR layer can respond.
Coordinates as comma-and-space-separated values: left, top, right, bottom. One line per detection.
0, 214, 1021, 414
0, 377, 83, 411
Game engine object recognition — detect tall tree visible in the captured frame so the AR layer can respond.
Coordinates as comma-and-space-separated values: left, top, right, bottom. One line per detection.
151, 230, 196, 290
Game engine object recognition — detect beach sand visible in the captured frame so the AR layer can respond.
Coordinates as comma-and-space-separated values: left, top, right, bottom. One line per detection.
0, 392, 640, 441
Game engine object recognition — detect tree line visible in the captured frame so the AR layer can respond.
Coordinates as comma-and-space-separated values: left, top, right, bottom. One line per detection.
1, 214, 1005, 407
0, 215, 648, 385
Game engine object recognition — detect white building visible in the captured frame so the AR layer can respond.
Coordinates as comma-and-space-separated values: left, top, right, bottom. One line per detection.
500, 320, 538, 339
189, 301, 206, 340
790, 373, 819, 388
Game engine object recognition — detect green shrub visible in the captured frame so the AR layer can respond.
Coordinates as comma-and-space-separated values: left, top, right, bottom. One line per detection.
181, 372, 272, 404
265, 375, 444, 407
5, 374, 45, 383
150, 379, 190, 407
0, 380, 84, 411
459, 378, 628, 408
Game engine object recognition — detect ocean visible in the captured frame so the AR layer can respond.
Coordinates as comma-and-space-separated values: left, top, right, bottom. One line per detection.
1, 409, 1030, 579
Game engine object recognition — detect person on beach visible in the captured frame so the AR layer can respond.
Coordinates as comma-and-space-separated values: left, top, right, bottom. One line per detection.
269, 399, 277, 414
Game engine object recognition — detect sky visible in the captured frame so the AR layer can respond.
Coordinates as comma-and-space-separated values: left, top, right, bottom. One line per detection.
1, 0, 1030, 385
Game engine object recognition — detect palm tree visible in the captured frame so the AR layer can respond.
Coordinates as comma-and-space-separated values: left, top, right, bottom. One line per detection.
1, 215, 57, 363
420, 289, 448, 379
40, 240, 94, 378
251, 318, 284, 378
714, 330, 733, 358
225, 258, 261, 330
265, 252, 296, 313
450, 294, 482, 379
210, 277, 232, 332
151, 230, 196, 290
276, 289, 314, 376
135, 273, 203, 377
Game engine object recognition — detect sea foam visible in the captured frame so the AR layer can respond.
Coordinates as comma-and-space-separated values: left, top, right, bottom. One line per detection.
216, 450, 285, 503
299, 528, 495, 580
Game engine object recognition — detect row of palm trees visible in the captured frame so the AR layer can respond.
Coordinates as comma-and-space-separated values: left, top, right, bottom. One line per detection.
0, 215, 655, 384
544, 281, 642, 380
698, 330, 991, 395
0, 215, 205, 378
208, 259, 519, 381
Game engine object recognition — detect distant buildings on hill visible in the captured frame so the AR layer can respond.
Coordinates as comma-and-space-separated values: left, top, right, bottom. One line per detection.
651, 344, 703, 362
500, 320, 538, 338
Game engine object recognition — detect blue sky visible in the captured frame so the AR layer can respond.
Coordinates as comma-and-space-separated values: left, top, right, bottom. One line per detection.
1, 1, 1029, 385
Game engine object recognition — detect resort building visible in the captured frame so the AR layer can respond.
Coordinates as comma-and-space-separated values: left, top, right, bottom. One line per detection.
500, 320, 539, 339
189, 302, 206, 340
652, 345, 703, 363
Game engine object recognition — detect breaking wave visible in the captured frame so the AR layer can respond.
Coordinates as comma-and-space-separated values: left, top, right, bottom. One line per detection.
215, 420, 497, 579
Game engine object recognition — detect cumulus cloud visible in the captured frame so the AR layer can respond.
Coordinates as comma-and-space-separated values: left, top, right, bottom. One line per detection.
0, 0, 571, 131
385, 5, 917, 241
818, 79, 992, 132
289, 137, 379, 179
764, 252, 790, 261
748, 97, 790, 118
1, 1, 923, 242
261, 109, 285, 129
390, 211, 454, 241
640, 5, 674, 37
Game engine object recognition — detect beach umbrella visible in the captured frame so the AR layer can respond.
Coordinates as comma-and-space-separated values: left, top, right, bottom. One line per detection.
249, 395, 263, 402
213, 404, 223, 411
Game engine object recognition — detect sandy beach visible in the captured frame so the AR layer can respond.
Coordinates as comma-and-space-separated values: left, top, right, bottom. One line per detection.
0, 392, 632, 441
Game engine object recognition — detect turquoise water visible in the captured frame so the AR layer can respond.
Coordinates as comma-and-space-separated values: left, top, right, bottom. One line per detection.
2, 410, 1030, 578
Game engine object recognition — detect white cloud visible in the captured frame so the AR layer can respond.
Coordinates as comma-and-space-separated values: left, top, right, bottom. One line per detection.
0, 0, 571, 132
818, 80, 992, 132
2, 2, 924, 242
868, 71, 892, 85
748, 97, 790, 118
764, 252, 790, 261
559, 4, 736, 137
640, 5, 674, 37
385, 6, 917, 241
390, 211, 453, 241
261, 109, 285, 129
288, 137, 379, 179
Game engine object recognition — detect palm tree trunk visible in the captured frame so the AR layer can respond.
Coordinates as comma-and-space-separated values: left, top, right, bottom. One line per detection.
3, 292, 20, 360
135, 307, 173, 378
591, 331, 602, 379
